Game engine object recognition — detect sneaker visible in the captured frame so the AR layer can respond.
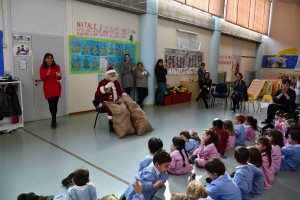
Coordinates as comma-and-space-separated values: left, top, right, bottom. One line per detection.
188, 173, 196, 183
61, 172, 74, 187
17, 193, 39, 200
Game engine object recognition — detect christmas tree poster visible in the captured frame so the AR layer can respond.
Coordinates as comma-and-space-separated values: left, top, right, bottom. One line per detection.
69, 35, 139, 74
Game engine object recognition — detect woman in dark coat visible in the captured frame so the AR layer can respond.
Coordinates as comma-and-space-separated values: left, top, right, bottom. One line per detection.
155, 59, 167, 106
196, 72, 212, 108
231, 73, 246, 112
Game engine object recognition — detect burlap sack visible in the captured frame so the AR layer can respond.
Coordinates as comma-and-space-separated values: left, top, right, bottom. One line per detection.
121, 96, 153, 136
105, 101, 134, 138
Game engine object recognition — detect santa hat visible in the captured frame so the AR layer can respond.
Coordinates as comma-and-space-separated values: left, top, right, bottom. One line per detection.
105, 66, 116, 74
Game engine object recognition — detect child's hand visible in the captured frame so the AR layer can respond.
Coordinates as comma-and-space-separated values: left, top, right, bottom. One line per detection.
153, 180, 163, 189
133, 179, 142, 194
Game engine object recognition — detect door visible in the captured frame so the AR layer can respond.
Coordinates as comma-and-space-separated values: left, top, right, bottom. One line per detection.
31, 34, 67, 120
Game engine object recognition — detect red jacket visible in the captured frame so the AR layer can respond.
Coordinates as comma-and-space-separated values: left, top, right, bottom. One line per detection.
40, 65, 62, 99
96, 78, 123, 102
217, 130, 229, 156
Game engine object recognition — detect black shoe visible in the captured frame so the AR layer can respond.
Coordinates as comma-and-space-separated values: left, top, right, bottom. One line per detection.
51, 118, 57, 128
17, 193, 39, 200
196, 96, 200, 102
261, 119, 271, 124
206, 177, 213, 184
188, 173, 196, 183
61, 172, 74, 187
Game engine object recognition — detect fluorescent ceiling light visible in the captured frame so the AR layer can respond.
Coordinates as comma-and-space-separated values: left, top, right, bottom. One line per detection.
177, 29, 199, 35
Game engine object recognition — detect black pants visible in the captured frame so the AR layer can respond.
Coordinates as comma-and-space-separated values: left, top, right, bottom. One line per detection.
137, 87, 148, 105
200, 92, 209, 108
267, 104, 290, 121
232, 93, 240, 110
124, 87, 132, 97
47, 97, 59, 119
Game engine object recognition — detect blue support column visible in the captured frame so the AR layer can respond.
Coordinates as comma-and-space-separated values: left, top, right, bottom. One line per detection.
209, 17, 221, 83
255, 42, 263, 79
139, 0, 158, 105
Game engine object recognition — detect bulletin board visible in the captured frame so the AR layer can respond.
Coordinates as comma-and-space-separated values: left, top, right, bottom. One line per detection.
0, 31, 4, 76
164, 48, 203, 75
69, 35, 139, 74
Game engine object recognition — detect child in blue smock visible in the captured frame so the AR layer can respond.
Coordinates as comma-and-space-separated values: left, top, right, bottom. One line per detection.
204, 158, 242, 200
139, 137, 163, 172
234, 114, 246, 146
280, 130, 300, 171
247, 146, 264, 197
180, 131, 200, 154
124, 149, 171, 200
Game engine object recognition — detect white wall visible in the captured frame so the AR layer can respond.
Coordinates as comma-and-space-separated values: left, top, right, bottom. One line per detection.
157, 18, 212, 86
68, 1, 140, 113
261, 1, 300, 79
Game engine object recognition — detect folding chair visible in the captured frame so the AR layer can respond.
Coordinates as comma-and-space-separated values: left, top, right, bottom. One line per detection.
92, 94, 107, 129
211, 83, 228, 109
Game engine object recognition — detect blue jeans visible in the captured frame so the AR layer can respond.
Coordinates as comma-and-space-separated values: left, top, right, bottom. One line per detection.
156, 82, 166, 105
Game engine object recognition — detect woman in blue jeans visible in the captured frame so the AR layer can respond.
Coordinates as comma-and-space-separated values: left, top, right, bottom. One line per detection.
155, 59, 167, 105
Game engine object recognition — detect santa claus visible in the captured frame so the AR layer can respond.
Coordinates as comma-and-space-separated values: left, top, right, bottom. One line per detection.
96, 67, 127, 130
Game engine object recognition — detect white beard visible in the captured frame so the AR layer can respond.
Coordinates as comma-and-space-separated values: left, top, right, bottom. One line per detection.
108, 76, 117, 81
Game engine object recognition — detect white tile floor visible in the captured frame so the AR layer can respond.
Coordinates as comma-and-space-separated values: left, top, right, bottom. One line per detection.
1, 101, 299, 199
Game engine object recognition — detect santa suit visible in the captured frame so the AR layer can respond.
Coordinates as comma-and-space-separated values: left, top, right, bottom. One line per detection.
96, 78, 123, 118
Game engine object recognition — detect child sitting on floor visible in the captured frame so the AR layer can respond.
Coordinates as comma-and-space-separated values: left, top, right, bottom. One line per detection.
244, 116, 257, 142
139, 137, 163, 172
224, 119, 235, 150
180, 131, 200, 155
204, 158, 242, 200
124, 149, 171, 200
168, 136, 193, 175
212, 119, 229, 159
267, 129, 284, 174
186, 180, 212, 200
190, 129, 219, 168
234, 114, 246, 147
246, 146, 264, 197
280, 130, 300, 171
256, 137, 275, 190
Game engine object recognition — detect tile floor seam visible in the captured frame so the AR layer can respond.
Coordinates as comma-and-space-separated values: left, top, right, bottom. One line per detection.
23, 128, 129, 185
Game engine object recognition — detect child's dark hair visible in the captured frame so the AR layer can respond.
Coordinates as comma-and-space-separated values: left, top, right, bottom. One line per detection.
204, 158, 226, 176
247, 146, 263, 167
73, 167, 89, 186
148, 137, 163, 154
285, 126, 300, 139
289, 130, 300, 143
212, 119, 224, 130
204, 129, 219, 149
172, 136, 190, 167
256, 137, 272, 168
245, 116, 257, 131
283, 113, 294, 120
223, 119, 234, 133
275, 110, 284, 117
234, 114, 246, 124
153, 149, 172, 165
234, 146, 250, 164
180, 131, 191, 140
267, 129, 284, 147
286, 119, 296, 126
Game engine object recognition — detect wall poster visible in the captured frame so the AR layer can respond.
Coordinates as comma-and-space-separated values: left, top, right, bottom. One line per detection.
69, 35, 139, 74
164, 48, 204, 75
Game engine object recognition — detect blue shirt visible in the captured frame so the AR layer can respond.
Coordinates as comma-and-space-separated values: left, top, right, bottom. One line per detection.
125, 163, 167, 200
206, 172, 242, 200
280, 144, 300, 171
67, 183, 97, 200
185, 138, 200, 153
250, 165, 264, 197
234, 124, 246, 146
234, 165, 253, 200
139, 155, 153, 172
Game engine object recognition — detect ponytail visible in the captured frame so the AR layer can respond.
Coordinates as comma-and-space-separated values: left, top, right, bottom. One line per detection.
172, 137, 188, 167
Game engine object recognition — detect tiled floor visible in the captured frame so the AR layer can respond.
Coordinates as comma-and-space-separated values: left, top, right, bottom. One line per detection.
1, 101, 299, 199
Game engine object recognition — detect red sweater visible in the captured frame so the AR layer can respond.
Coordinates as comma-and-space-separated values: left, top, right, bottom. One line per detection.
40, 65, 62, 99
217, 130, 229, 156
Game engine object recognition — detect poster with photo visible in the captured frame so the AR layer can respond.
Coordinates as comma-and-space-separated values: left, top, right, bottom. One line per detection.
69, 35, 139, 74
13, 44, 31, 56
164, 48, 203, 75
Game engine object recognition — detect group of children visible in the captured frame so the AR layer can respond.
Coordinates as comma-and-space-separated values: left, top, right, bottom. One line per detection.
17, 111, 300, 200
123, 111, 300, 200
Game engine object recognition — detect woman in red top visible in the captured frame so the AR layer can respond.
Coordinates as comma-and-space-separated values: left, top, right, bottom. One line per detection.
40, 53, 62, 128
